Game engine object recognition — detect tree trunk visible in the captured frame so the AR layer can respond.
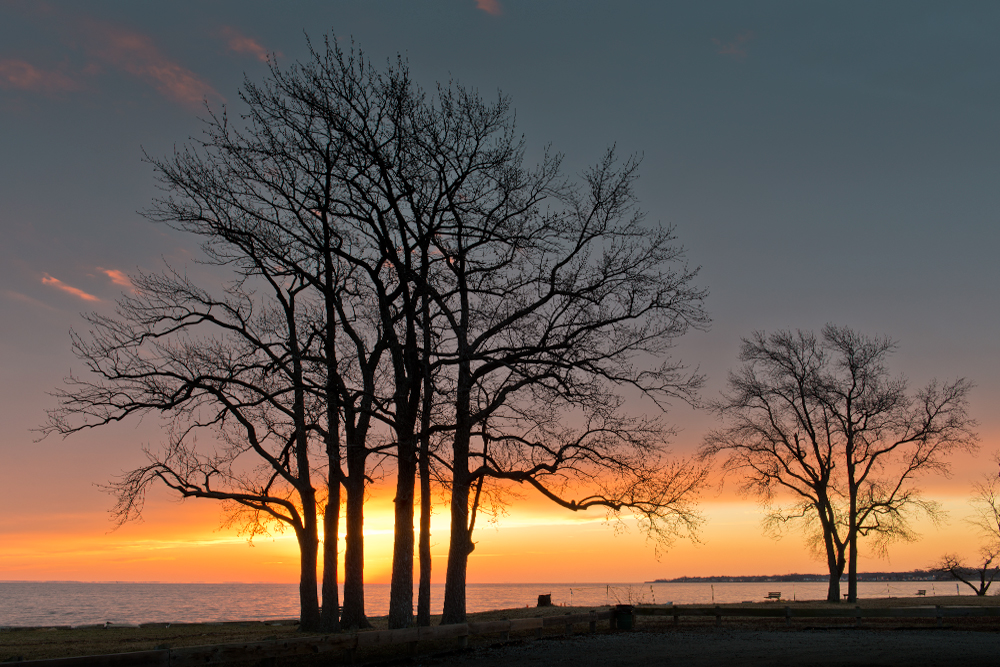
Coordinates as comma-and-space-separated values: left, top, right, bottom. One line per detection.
441, 423, 473, 624
847, 532, 859, 603
417, 295, 433, 627
388, 427, 417, 628
296, 524, 322, 632
825, 570, 840, 603
320, 482, 341, 632
340, 441, 370, 629
417, 436, 432, 626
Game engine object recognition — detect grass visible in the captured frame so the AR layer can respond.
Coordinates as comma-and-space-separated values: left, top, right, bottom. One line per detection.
0, 604, 597, 663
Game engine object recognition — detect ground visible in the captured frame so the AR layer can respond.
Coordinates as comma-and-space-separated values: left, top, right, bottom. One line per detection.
3, 596, 1000, 665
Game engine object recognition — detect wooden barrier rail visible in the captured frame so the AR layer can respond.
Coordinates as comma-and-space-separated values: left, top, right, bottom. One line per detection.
13, 610, 614, 667
633, 604, 1000, 628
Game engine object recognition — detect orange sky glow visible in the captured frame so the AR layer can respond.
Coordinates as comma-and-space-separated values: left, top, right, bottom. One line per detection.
1, 458, 989, 584
3, 2, 999, 595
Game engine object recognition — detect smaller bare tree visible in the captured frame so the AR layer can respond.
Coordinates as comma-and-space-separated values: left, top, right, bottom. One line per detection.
934, 551, 1000, 596
702, 326, 977, 603
43, 269, 336, 632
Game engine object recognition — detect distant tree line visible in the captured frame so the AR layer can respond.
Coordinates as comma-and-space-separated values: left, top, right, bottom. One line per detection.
658, 570, 942, 584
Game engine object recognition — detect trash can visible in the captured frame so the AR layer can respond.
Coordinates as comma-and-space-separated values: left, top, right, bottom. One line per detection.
614, 604, 634, 631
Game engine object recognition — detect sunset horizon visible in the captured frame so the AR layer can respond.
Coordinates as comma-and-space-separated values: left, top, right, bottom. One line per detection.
3, 3, 1000, 642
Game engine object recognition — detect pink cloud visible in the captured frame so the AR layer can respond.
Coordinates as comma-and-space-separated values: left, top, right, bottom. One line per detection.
475, 0, 503, 16
4, 290, 56, 311
76, 19, 221, 108
41, 274, 100, 302
713, 31, 755, 58
3, 4, 221, 108
220, 26, 274, 62
0, 59, 80, 93
99, 268, 133, 289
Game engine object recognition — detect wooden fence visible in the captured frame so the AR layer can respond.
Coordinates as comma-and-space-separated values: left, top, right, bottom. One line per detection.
12, 610, 612, 667
634, 604, 1000, 628
13, 605, 1000, 666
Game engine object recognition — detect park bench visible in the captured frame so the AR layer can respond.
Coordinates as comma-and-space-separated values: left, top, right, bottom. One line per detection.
765, 592, 781, 601
916, 589, 926, 596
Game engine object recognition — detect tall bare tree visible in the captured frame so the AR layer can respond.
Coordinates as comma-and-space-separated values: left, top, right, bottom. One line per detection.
44, 269, 335, 631
414, 146, 711, 623
703, 326, 978, 602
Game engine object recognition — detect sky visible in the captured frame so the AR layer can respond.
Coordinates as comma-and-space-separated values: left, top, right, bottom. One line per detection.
2, 0, 999, 585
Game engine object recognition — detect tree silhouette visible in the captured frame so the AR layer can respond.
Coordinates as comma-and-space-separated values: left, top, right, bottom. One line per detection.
47, 33, 711, 629
44, 269, 335, 631
703, 325, 977, 602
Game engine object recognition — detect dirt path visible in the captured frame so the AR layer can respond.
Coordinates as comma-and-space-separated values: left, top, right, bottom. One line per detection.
413, 627, 1000, 667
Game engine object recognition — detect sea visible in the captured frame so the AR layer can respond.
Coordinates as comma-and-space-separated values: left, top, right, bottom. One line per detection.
0, 580, 971, 628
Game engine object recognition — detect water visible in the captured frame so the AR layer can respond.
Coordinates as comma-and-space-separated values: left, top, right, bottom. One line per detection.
0, 581, 959, 627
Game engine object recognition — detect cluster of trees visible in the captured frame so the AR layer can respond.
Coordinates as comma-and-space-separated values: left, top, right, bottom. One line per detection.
701, 326, 977, 602
43, 36, 710, 631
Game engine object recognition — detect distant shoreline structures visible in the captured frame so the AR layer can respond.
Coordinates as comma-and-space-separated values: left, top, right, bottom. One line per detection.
649, 570, 941, 583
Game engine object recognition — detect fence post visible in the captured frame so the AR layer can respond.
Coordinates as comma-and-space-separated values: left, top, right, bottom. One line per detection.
785, 606, 791, 627
936, 605, 943, 628
855, 605, 862, 627
588, 610, 597, 633
715, 606, 722, 628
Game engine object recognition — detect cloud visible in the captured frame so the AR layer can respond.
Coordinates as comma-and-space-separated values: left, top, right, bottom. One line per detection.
41, 274, 100, 302
3, 289, 56, 310
219, 26, 274, 62
99, 268, 133, 288
76, 19, 222, 108
713, 31, 755, 58
475, 0, 503, 16
0, 58, 80, 93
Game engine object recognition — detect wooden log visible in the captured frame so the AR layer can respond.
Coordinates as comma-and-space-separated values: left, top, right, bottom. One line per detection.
170, 635, 356, 667
11, 651, 170, 667
355, 628, 419, 647
468, 619, 512, 635
508, 617, 544, 632
415, 624, 470, 641
541, 613, 581, 628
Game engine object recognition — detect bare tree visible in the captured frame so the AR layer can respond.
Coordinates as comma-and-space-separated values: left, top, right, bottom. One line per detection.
43, 270, 334, 631
934, 551, 1000, 596
702, 326, 977, 602
418, 147, 711, 624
